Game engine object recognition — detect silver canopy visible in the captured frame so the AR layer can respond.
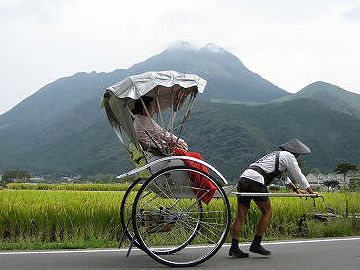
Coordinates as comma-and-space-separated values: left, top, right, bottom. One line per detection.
106, 70, 206, 113
102, 70, 207, 152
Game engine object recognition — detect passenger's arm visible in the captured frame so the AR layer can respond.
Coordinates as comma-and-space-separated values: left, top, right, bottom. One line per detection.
151, 119, 187, 149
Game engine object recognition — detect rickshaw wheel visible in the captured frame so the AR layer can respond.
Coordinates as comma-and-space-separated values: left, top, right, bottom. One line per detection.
119, 178, 143, 249
132, 165, 230, 267
120, 177, 191, 254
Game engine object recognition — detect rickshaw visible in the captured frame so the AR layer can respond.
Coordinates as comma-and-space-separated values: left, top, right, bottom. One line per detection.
101, 70, 231, 267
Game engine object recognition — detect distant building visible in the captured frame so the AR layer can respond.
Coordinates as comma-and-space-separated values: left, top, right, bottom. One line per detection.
306, 173, 359, 190
28, 176, 45, 183
349, 174, 360, 190
306, 173, 342, 189
59, 175, 82, 184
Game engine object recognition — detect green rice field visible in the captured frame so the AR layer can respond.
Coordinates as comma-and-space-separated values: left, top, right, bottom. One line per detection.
6, 182, 139, 191
0, 184, 359, 250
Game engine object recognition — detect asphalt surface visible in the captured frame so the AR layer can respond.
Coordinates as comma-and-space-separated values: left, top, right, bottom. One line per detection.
0, 237, 359, 270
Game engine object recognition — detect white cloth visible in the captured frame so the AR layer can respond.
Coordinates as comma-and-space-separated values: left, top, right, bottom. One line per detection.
133, 114, 185, 148
240, 151, 310, 188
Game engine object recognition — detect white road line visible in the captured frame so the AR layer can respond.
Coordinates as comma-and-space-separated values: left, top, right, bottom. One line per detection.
1, 237, 359, 255
264, 237, 360, 246
222, 237, 360, 247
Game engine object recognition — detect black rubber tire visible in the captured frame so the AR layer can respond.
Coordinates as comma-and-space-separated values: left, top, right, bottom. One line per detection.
132, 165, 230, 267
120, 178, 143, 249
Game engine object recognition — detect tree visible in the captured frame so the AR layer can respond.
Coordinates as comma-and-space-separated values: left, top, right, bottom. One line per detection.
323, 180, 340, 192
334, 162, 357, 188
1, 170, 31, 186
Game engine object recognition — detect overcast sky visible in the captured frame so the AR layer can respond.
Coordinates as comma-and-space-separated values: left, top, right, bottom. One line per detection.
1, 0, 360, 115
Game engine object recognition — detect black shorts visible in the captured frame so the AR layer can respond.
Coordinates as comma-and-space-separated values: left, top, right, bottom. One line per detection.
236, 177, 269, 208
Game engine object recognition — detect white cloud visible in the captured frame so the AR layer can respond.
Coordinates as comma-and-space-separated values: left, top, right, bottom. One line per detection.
343, 4, 360, 21
0, 0, 68, 23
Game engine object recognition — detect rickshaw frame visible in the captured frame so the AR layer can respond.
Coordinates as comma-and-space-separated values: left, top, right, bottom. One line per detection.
102, 70, 231, 267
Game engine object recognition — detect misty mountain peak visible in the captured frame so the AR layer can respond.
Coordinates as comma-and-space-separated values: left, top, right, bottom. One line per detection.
166, 41, 227, 54
201, 43, 227, 53
166, 41, 199, 52
157, 41, 251, 77
165, 41, 238, 61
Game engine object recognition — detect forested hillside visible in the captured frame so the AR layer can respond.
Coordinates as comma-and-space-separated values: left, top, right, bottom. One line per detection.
0, 44, 359, 181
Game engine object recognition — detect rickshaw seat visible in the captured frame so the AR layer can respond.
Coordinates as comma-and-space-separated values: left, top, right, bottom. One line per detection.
129, 143, 185, 178
129, 143, 194, 198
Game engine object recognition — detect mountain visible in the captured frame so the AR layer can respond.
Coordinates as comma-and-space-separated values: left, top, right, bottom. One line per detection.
2, 96, 358, 181
0, 42, 287, 145
0, 43, 359, 181
129, 42, 288, 102
186, 99, 360, 179
273, 81, 360, 119
0, 69, 130, 174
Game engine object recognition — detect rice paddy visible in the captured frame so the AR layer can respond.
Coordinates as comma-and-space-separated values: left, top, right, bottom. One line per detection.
0, 185, 359, 250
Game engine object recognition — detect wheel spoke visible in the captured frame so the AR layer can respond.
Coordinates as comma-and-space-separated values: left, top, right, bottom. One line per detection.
132, 166, 230, 267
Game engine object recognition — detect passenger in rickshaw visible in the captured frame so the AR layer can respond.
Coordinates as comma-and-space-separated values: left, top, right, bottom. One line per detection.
132, 96, 189, 153
132, 96, 217, 204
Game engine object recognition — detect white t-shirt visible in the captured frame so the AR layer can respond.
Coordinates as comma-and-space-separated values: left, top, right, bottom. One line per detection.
240, 151, 310, 188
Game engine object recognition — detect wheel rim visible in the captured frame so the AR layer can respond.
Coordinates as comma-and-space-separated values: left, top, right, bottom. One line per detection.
120, 178, 142, 248
132, 166, 230, 267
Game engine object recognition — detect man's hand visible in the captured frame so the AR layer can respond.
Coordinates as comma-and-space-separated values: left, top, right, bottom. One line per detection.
305, 187, 318, 196
295, 189, 307, 194
287, 183, 319, 196
286, 183, 301, 193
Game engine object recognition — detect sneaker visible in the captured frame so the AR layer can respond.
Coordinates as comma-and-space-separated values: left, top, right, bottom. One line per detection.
249, 244, 271, 256
229, 247, 249, 258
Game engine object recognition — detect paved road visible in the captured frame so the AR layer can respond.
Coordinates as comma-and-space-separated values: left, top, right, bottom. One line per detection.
1, 237, 359, 270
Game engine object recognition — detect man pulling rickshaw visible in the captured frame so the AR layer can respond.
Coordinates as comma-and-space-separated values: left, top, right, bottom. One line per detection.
229, 138, 318, 258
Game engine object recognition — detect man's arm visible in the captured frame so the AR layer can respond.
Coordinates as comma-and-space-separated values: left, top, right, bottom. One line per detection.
283, 153, 317, 194
286, 182, 317, 194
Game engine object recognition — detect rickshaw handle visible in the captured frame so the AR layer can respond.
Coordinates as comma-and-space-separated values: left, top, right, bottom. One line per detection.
233, 192, 324, 201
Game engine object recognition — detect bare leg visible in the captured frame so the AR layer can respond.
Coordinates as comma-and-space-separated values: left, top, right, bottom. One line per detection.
231, 203, 248, 240
229, 203, 249, 258
254, 200, 272, 236
249, 200, 272, 255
